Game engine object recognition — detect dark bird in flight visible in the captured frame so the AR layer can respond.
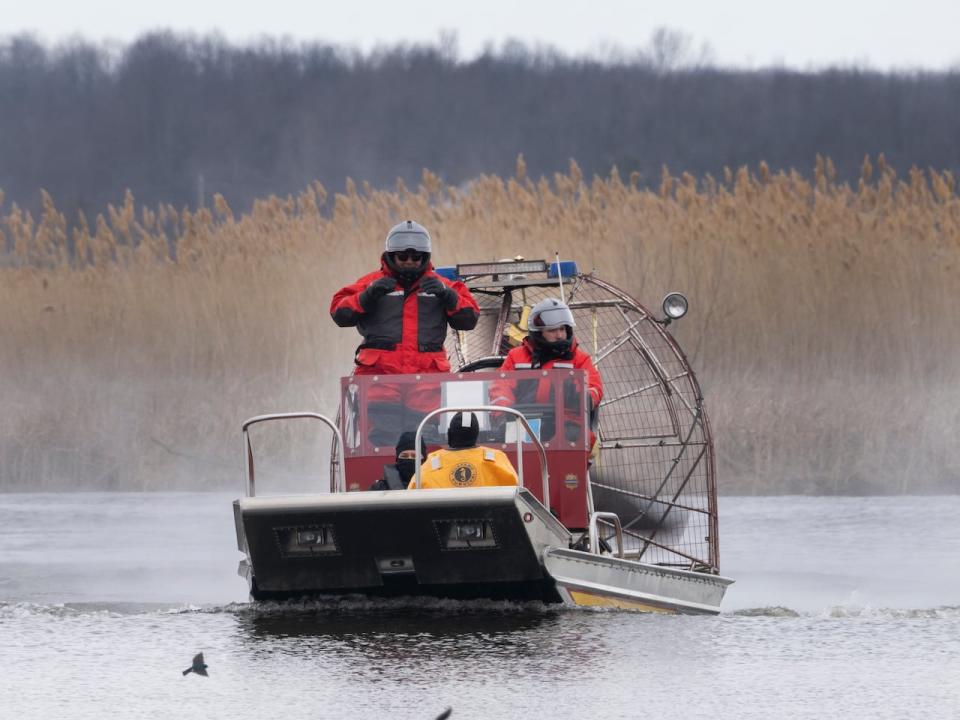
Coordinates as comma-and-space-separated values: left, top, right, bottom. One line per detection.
435, 709, 452, 720
182, 652, 209, 677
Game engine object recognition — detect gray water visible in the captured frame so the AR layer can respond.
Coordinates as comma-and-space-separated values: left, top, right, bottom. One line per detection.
1, 493, 958, 719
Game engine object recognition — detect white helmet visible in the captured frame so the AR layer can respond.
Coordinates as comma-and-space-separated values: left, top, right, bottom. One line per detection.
385, 220, 431, 254
529, 298, 575, 333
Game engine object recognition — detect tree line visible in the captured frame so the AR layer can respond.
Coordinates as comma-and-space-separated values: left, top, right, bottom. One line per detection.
1, 31, 959, 223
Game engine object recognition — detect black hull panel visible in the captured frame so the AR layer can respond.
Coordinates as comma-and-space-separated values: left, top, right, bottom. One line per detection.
235, 488, 570, 602
248, 577, 563, 603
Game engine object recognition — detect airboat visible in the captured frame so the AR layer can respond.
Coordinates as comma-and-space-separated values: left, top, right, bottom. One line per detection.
233, 259, 732, 614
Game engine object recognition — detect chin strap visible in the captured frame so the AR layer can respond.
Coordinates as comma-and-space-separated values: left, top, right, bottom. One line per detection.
531, 334, 573, 364
384, 252, 429, 285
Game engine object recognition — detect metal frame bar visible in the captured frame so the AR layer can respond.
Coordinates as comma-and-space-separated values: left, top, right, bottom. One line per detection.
591, 318, 644, 366
491, 288, 515, 357
598, 380, 664, 409
619, 527, 711, 568
413, 405, 550, 509
589, 511, 624, 558
598, 438, 706, 449
242, 412, 345, 498
588, 480, 712, 516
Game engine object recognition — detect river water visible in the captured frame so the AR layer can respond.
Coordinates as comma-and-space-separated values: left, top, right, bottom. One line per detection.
1, 493, 958, 719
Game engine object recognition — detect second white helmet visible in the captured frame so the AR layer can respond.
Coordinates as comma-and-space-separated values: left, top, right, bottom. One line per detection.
529, 298, 575, 332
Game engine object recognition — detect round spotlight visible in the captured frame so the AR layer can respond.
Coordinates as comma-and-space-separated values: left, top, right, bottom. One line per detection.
661, 292, 689, 320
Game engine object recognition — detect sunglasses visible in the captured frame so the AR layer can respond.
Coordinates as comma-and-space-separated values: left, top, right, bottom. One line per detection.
393, 251, 424, 262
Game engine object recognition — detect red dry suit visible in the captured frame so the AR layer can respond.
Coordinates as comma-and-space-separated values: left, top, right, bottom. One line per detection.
489, 336, 603, 445
330, 260, 479, 445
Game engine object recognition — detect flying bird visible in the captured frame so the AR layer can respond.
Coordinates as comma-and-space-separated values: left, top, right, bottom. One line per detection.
435, 709, 452, 720
182, 652, 209, 677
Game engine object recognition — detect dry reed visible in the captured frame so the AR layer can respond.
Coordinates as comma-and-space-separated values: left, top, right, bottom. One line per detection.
1, 155, 957, 493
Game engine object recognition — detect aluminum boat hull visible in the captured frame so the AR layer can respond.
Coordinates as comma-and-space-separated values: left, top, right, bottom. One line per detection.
234, 487, 732, 613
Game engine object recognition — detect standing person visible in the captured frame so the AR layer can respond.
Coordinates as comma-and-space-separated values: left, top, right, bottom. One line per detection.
489, 298, 603, 445
330, 220, 479, 446
408, 412, 518, 489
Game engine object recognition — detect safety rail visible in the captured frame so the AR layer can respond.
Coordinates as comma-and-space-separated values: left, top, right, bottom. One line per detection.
242, 412, 345, 497
413, 405, 550, 510
589, 511, 624, 558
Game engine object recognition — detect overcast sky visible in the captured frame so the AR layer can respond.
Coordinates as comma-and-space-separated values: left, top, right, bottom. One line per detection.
4, 0, 960, 70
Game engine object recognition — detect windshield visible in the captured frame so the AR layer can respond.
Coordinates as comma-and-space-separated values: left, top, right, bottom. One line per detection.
340, 369, 589, 455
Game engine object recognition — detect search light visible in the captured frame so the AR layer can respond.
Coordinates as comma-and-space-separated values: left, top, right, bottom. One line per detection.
661, 292, 689, 320
457, 260, 548, 277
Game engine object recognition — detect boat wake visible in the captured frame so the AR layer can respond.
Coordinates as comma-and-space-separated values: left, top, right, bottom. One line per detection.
0, 600, 177, 618
5, 599, 958, 621
730, 604, 960, 619
176, 596, 560, 616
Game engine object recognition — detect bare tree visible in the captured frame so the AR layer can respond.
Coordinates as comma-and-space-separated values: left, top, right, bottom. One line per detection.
0, 32, 957, 225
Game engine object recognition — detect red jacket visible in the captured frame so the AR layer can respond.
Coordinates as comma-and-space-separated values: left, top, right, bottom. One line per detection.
330, 261, 479, 374
490, 337, 604, 408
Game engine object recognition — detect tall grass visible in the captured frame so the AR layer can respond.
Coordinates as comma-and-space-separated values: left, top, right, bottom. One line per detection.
1, 156, 957, 493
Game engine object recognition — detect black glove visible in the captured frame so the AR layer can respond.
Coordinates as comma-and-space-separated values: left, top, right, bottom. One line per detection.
420, 275, 457, 310
359, 276, 396, 311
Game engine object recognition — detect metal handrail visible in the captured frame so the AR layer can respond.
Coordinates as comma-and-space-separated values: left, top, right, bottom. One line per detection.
413, 405, 550, 510
242, 412, 345, 497
589, 511, 624, 558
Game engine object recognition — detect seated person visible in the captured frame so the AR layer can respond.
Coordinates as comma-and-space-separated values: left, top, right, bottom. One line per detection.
489, 298, 603, 444
408, 412, 518, 489
369, 431, 427, 490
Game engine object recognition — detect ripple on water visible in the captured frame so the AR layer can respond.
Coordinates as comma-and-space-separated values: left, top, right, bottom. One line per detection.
731, 604, 960, 619
6, 595, 960, 624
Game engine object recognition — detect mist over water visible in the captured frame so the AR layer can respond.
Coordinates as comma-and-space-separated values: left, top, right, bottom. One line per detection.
720, 496, 960, 612
2, 493, 958, 718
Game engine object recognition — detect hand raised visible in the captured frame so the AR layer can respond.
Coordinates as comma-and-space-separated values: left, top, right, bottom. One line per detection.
419, 276, 457, 309
359, 276, 396, 310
